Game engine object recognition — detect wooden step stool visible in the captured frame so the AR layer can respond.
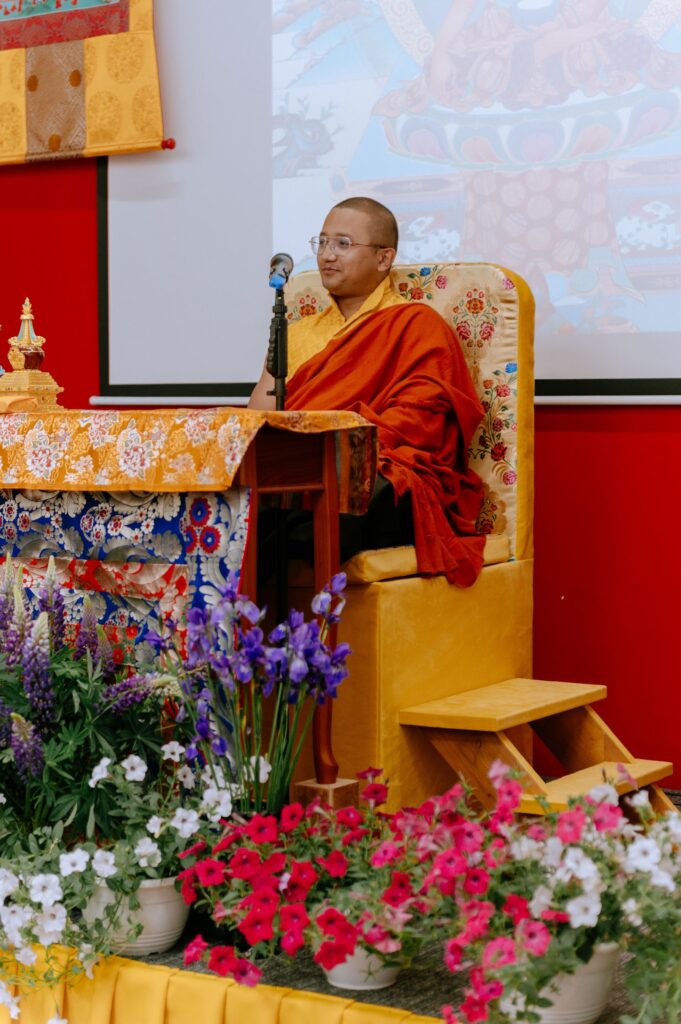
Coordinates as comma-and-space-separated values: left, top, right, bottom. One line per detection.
399, 678, 675, 814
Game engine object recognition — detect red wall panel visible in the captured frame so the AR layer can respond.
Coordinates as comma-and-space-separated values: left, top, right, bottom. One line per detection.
0, 159, 100, 410
534, 406, 681, 786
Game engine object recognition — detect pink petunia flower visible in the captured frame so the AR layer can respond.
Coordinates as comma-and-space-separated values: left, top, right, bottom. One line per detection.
482, 936, 516, 969
518, 918, 551, 956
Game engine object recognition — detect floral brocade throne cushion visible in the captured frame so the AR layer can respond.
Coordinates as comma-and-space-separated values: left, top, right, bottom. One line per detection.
285, 264, 535, 562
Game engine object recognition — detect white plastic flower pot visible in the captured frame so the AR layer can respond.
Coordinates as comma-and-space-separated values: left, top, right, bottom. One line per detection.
322, 947, 400, 991
517, 942, 619, 1024
85, 876, 189, 956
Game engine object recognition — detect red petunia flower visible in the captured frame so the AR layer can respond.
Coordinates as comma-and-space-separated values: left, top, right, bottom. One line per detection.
231, 959, 263, 987
316, 850, 348, 878
502, 894, 530, 925
356, 766, 383, 780
212, 828, 244, 854
183, 933, 208, 966
284, 860, 318, 901
238, 910, 275, 945
245, 814, 279, 845
361, 782, 388, 806
239, 886, 280, 916
280, 903, 310, 932
313, 940, 351, 971
463, 868, 490, 895
382, 871, 413, 907
194, 858, 227, 887
341, 827, 370, 847
280, 802, 305, 832
335, 806, 363, 828
178, 839, 206, 860
281, 928, 306, 956
228, 849, 262, 880
207, 944, 238, 977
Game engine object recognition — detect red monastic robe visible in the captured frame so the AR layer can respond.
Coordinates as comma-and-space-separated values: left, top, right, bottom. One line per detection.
285, 303, 486, 587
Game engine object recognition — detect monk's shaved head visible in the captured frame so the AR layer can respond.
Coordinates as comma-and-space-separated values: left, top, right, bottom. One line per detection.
331, 197, 399, 251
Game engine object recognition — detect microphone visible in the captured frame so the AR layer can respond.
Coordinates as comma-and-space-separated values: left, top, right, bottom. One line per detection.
269, 252, 294, 289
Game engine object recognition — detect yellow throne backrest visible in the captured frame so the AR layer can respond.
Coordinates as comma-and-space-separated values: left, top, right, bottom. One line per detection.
285, 263, 535, 562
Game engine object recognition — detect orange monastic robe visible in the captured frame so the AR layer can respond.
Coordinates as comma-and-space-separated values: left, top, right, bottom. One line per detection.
285, 302, 486, 587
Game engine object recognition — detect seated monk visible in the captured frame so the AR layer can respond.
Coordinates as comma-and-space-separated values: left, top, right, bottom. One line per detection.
249, 197, 485, 587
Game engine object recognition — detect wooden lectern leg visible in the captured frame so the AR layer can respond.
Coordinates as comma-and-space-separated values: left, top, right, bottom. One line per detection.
311, 434, 341, 785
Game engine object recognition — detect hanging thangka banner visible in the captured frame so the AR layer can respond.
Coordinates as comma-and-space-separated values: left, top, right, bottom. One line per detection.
0, 0, 162, 165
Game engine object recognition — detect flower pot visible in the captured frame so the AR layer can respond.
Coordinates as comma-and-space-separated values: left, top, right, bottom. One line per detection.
322, 947, 400, 991
85, 876, 190, 955
513, 943, 619, 1024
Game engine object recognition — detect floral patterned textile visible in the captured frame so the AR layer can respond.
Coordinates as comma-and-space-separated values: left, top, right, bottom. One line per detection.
1, 487, 251, 651
0, 407, 373, 499
286, 264, 534, 561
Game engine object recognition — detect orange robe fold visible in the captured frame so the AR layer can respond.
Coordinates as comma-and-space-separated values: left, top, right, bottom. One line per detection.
285, 303, 486, 586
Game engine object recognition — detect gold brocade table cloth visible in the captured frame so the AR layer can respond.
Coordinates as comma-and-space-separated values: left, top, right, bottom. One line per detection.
0, 407, 374, 501
0, 407, 376, 652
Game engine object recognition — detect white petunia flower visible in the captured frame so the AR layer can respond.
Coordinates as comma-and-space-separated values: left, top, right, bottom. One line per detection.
46, 1016, 68, 1024
92, 849, 117, 879
201, 764, 226, 789
0, 792, 6, 805
509, 836, 541, 861
146, 815, 164, 837
0, 868, 19, 900
540, 837, 564, 869
0, 979, 20, 1020
499, 991, 527, 1022
200, 787, 232, 823
629, 790, 650, 809
557, 848, 601, 887
134, 837, 161, 868
78, 941, 98, 978
622, 898, 642, 927
59, 848, 90, 877
529, 885, 554, 918
249, 755, 272, 784
177, 765, 196, 790
0, 904, 32, 946
624, 836, 662, 874
28, 873, 63, 907
15, 946, 37, 967
650, 867, 675, 892
121, 755, 147, 782
34, 904, 67, 945
588, 782, 619, 805
663, 812, 681, 840
161, 741, 185, 763
170, 808, 200, 839
566, 893, 601, 928
88, 756, 112, 788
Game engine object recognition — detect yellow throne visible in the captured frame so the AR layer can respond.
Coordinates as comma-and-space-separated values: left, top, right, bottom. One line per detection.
285, 263, 673, 813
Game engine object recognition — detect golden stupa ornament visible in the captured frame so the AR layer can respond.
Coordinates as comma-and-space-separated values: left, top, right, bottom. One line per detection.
0, 298, 63, 412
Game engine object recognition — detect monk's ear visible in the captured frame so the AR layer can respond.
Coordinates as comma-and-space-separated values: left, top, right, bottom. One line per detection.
377, 247, 396, 272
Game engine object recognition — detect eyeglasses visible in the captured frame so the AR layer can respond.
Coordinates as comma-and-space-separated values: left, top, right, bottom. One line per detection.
309, 235, 388, 255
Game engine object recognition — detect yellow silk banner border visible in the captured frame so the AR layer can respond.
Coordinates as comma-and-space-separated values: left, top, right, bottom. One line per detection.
0, 0, 163, 165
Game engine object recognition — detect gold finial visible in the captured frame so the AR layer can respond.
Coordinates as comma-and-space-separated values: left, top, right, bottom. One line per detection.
0, 298, 63, 411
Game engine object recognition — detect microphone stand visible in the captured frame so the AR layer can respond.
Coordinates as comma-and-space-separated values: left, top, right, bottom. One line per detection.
266, 286, 289, 619
266, 286, 288, 411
